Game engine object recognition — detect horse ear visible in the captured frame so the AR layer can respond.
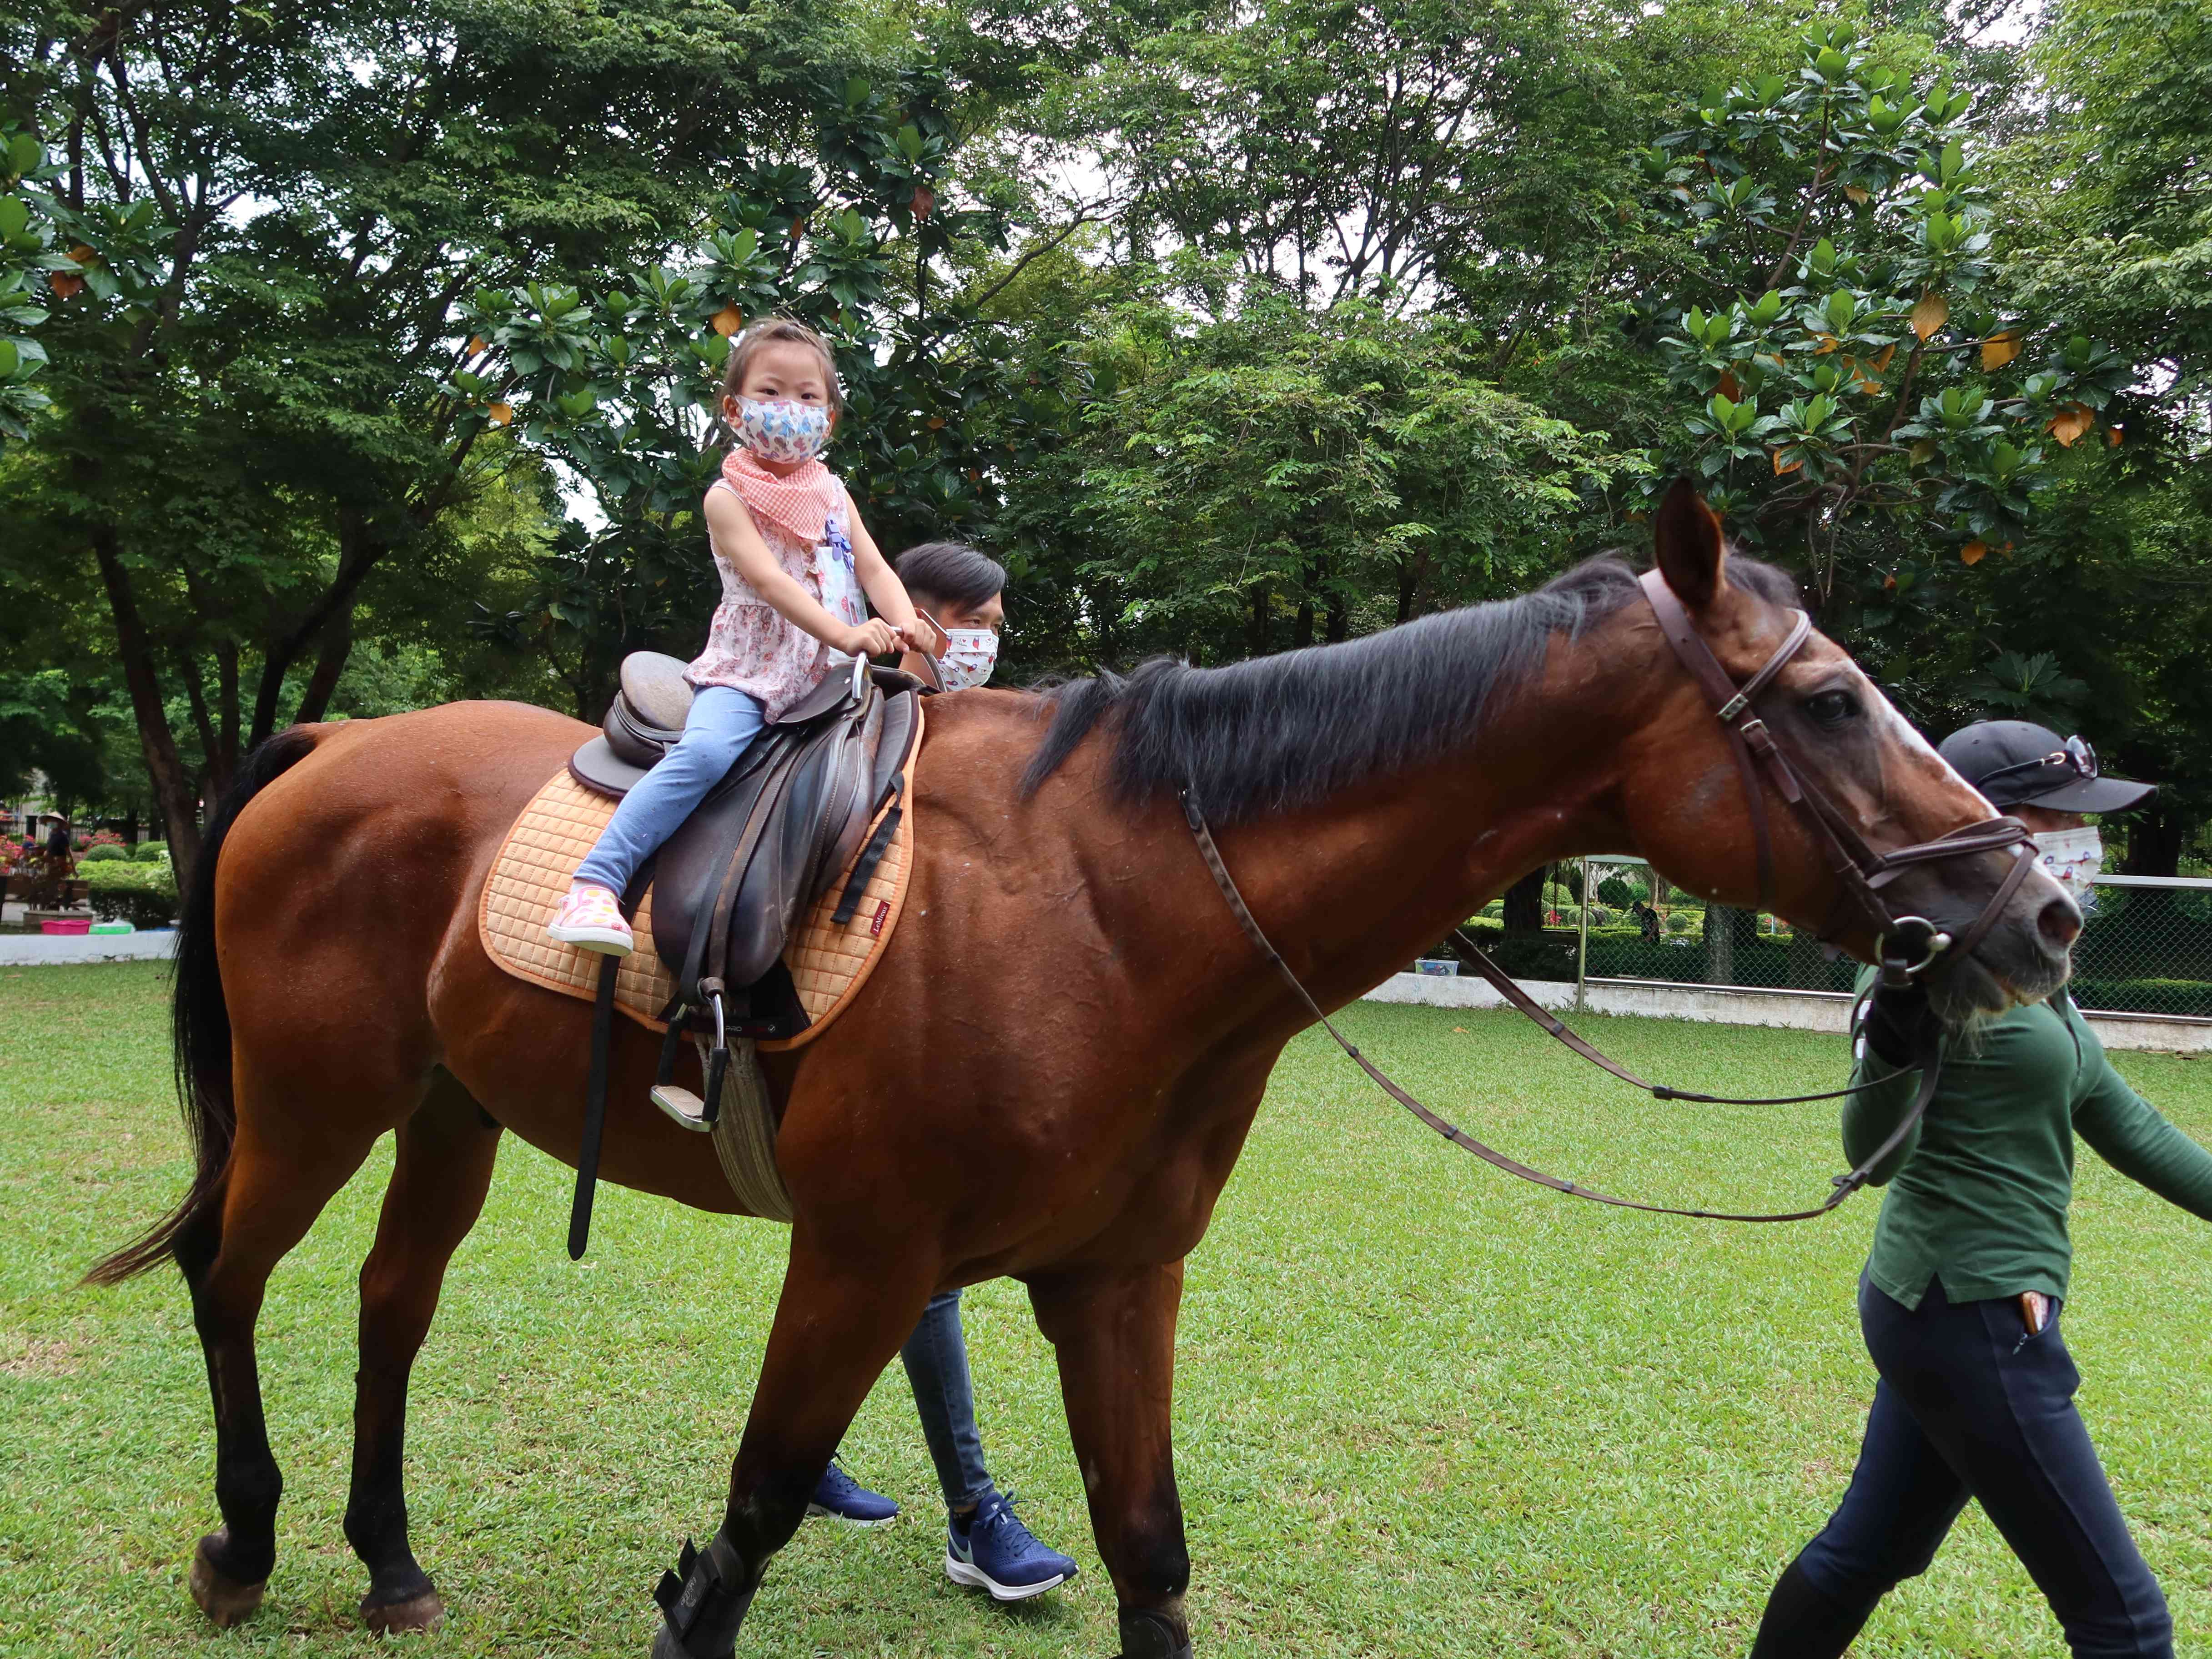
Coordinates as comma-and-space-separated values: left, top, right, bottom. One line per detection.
1653, 478, 1727, 609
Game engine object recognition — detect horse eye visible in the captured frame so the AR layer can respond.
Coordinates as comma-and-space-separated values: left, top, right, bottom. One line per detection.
1805, 690, 1860, 726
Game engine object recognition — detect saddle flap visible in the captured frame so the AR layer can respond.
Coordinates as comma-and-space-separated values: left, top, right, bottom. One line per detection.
650, 679, 886, 1001
619, 651, 696, 733
714, 691, 883, 992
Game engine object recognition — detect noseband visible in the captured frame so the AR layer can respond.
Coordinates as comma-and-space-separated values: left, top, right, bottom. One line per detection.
1180, 568, 2048, 1224
1637, 569, 2037, 980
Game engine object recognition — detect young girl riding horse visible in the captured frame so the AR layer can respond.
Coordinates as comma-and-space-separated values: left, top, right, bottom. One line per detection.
547, 317, 928, 956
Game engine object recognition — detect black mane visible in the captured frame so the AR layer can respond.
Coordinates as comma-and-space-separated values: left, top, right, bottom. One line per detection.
1018, 552, 1802, 824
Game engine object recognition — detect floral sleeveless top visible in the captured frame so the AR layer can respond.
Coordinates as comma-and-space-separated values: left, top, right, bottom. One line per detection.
687, 452, 868, 720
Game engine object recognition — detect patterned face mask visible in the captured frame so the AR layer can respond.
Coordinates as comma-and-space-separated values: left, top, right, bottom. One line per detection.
734, 397, 832, 464
938, 628, 999, 690
2031, 826, 2104, 915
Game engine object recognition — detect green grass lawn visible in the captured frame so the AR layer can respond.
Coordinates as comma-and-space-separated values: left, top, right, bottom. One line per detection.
3, 961, 2207, 1657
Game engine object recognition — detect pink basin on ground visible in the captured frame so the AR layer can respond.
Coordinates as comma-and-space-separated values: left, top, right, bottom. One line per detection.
40, 917, 92, 935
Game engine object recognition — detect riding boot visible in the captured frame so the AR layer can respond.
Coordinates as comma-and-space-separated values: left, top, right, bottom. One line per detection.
1118, 1607, 1194, 1659
1747, 1558, 1877, 1659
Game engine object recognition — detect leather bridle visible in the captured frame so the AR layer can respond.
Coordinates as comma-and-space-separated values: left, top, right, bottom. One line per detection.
1635, 569, 2037, 973
1181, 568, 2047, 1223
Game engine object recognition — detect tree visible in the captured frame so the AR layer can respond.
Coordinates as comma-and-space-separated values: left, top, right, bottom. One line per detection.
1629, 20, 2131, 606
1, 0, 882, 878
461, 63, 1093, 714
994, 298, 1620, 669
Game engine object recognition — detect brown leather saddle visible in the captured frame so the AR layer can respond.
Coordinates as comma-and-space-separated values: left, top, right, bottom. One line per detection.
563, 651, 922, 1136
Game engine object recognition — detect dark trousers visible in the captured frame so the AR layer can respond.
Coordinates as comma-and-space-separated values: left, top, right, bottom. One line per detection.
1775, 1275, 2172, 1658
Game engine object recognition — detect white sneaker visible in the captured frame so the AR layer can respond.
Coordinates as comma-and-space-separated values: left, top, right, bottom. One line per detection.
546, 883, 633, 956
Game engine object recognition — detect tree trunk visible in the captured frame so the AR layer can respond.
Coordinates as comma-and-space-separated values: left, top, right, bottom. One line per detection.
91, 524, 205, 884
1247, 583, 1270, 658
2121, 801, 2187, 877
1325, 589, 1349, 643
1703, 900, 1733, 984
293, 612, 356, 725
1503, 868, 1545, 935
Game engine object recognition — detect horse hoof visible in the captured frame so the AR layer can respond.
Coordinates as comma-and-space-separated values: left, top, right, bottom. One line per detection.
362, 1588, 447, 1635
188, 1534, 266, 1627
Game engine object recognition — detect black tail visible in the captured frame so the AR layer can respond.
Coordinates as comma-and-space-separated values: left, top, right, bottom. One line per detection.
86, 727, 321, 1286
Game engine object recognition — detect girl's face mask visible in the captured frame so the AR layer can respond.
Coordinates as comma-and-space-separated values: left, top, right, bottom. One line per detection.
938, 628, 999, 690
734, 397, 832, 464
2032, 826, 2104, 915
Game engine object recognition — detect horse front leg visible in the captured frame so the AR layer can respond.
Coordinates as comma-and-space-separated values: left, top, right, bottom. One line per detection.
1028, 1261, 1194, 1659
650, 1234, 935, 1659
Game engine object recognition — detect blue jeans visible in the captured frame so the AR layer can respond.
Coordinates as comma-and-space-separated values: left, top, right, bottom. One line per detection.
900, 1289, 994, 1510
1792, 1275, 2172, 1657
573, 684, 764, 895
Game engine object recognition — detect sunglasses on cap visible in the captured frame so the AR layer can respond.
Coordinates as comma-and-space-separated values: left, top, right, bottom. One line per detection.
1980, 734, 2097, 793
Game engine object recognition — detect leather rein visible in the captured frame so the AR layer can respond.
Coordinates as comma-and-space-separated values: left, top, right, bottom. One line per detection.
1181, 568, 2041, 1224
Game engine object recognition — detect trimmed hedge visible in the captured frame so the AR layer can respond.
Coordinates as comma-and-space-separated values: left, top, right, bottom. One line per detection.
79, 860, 180, 929
131, 841, 169, 863
79, 843, 130, 862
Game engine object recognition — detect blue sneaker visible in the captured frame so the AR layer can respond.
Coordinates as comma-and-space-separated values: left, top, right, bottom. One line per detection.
807, 1460, 900, 1528
944, 1489, 1078, 1601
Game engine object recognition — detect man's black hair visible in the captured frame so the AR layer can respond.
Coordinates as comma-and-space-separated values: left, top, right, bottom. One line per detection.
895, 541, 1006, 612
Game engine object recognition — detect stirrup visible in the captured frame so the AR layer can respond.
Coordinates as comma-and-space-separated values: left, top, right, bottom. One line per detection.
651, 1084, 714, 1132
652, 985, 729, 1134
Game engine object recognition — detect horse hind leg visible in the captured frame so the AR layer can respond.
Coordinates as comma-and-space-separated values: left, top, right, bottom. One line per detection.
181, 1087, 389, 1626
1028, 1262, 1195, 1659
344, 1070, 502, 1634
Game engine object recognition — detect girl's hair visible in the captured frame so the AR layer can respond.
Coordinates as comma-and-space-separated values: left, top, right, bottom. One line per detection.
721, 316, 844, 412
896, 542, 1007, 612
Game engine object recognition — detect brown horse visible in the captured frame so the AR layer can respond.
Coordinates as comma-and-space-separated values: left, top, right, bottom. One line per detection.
92, 486, 2076, 1656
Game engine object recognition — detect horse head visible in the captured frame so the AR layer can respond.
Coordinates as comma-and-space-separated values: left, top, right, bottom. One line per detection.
1616, 481, 2077, 1025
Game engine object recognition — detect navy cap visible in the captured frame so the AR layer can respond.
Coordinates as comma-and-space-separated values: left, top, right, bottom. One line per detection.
1937, 720, 2155, 813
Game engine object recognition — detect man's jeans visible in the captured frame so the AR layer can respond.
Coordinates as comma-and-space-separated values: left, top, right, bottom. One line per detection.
574, 684, 764, 895
1790, 1275, 2173, 1658
900, 1289, 993, 1510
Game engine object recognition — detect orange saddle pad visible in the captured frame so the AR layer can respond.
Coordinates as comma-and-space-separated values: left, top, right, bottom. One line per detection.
476, 718, 918, 1052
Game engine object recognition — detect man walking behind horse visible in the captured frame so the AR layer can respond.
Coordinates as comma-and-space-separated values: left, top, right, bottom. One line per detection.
805, 540, 1081, 1604
1749, 720, 2212, 1658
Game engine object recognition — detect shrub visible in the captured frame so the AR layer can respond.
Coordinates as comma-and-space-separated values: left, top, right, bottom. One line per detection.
1596, 874, 1644, 908
79, 860, 180, 928
1667, 913, 1694, 934
79, 843, 130, 862
131, 841, 168, 863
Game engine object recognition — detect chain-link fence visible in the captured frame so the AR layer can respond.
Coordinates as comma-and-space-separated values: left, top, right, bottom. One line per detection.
1446, 858, 2212, 1021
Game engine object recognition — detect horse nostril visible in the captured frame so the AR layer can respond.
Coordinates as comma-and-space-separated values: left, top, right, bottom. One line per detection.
2039, 894, 2082, 950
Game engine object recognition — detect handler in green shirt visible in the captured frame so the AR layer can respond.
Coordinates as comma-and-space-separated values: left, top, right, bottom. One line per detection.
1749, 720, 2212, 1659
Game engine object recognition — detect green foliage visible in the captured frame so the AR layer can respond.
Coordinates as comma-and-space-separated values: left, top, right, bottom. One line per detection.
130, 841, 166, 863
76, 856, 179, 927
1597, 874, 1645, 907
1634, 21, 2129, 595
463, 63, 1080, 708
1024, 300, 1620, 663
77, 843, 127, 862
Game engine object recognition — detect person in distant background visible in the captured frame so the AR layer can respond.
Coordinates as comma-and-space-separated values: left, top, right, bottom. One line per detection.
1748, 721, 2212, 1659
42, 814, 74, 872
806, 540, 1079, 1605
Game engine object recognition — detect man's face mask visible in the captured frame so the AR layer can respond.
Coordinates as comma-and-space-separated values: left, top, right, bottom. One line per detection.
938, 628, 999, 690
2031, 826, 2104, 915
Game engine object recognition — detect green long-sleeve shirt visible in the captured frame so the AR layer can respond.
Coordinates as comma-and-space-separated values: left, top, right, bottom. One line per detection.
1844, 968, 2212, 1309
